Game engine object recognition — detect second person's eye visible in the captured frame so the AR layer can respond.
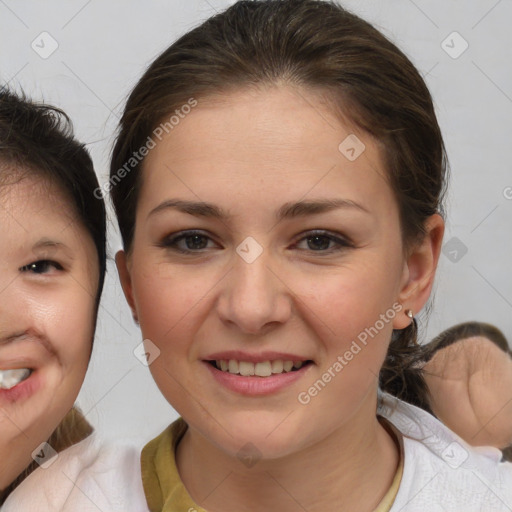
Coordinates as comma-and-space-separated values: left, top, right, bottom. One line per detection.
20, 260, 64, 274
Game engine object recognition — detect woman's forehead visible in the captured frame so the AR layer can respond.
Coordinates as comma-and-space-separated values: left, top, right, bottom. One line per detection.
139, 87, 392, 215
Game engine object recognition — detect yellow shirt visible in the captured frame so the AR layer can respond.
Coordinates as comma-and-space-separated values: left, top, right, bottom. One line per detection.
141, 417, 403, 512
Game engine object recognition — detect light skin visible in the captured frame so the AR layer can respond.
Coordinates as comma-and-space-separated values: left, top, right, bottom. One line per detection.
117, 85, 444, 511
423, 335, 512, 450
0, 175, 98, 490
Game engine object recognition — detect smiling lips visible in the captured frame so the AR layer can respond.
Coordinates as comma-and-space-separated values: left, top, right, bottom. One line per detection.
204, 351, 313, 395
0, 334, 50, 399
206, 356, 312, 396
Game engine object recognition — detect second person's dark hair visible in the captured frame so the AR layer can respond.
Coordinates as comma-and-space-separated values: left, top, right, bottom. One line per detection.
0, 88, 107, 308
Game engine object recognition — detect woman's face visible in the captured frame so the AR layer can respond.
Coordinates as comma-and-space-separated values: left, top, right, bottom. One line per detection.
118, 85, 442, 459
0, 175, 98, 488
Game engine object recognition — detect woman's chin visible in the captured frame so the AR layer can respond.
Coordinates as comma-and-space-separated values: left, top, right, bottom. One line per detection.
196, 415, 311, 463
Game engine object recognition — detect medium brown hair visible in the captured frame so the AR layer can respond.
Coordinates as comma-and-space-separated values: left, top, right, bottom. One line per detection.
424, 321, 511, 360
110, 0, 448, 406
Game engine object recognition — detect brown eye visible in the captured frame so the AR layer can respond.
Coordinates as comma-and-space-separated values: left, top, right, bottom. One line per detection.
159, 230, 219, 254
294, 230, 352, 253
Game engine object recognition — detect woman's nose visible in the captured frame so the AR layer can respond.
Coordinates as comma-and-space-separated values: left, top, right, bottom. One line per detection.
216, 241, 292, 335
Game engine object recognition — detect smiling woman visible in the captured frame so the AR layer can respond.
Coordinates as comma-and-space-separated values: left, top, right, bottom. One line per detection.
110, 1, 512, 511
0, 89, 147, 511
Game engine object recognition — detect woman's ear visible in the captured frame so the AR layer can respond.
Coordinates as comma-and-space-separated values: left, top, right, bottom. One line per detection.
393, 213, 445, 329
115, 250, 139, 323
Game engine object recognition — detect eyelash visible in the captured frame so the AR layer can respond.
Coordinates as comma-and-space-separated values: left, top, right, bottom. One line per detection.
159, 229, 353, 255
19, 260, 64, 275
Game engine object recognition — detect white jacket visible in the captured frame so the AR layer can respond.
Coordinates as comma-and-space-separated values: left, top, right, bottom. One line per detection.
379, 392, 512, 511
1, 434, 149, 512
3, 394, 511, 511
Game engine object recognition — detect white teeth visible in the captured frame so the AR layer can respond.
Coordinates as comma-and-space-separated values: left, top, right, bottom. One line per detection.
255, 361, 272, 377
215, 359, 306, 376
0, 368, 31, 390
239, 361, 255, 376
283, 361, 294, 372
271, 360, 284, 373
228, 359, 239, 374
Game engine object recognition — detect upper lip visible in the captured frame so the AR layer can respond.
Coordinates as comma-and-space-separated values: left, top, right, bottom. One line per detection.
0, 332, 53, 371
204, 351, 311, 363
0, 357, 41, 371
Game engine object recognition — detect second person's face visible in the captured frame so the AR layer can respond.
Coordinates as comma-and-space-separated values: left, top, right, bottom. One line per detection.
0, 176, 98, 489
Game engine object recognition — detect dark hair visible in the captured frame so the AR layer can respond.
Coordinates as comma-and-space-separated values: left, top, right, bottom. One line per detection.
110, 0, 448, 405
424, 321, 511, 360
0, 88, 107, 307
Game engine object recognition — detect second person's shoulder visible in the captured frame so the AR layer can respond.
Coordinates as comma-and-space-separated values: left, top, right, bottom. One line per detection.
2, 434, 149, 512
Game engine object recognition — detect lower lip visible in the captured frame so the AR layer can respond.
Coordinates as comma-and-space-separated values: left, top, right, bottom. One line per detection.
0, 371, 41, 404
204, 362, 311, 396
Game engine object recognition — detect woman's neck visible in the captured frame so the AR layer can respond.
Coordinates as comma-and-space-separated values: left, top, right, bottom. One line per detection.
175, 395, 400, 512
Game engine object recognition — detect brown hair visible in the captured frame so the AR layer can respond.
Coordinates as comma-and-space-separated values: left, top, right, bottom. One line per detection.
424, 321, 511, 360
110, 0, 448, 406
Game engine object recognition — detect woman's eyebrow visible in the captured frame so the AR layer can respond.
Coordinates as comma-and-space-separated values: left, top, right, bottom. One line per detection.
147, 198, 370, 221
31, 238, 74, 258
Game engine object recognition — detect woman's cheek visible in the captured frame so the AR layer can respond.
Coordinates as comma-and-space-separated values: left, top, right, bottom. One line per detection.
136, 264, 206, 326
51, 290, 95, 374
300, 272, 379, 330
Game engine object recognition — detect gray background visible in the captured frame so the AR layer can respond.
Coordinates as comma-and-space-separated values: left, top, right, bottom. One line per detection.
1, 0, 511, 445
